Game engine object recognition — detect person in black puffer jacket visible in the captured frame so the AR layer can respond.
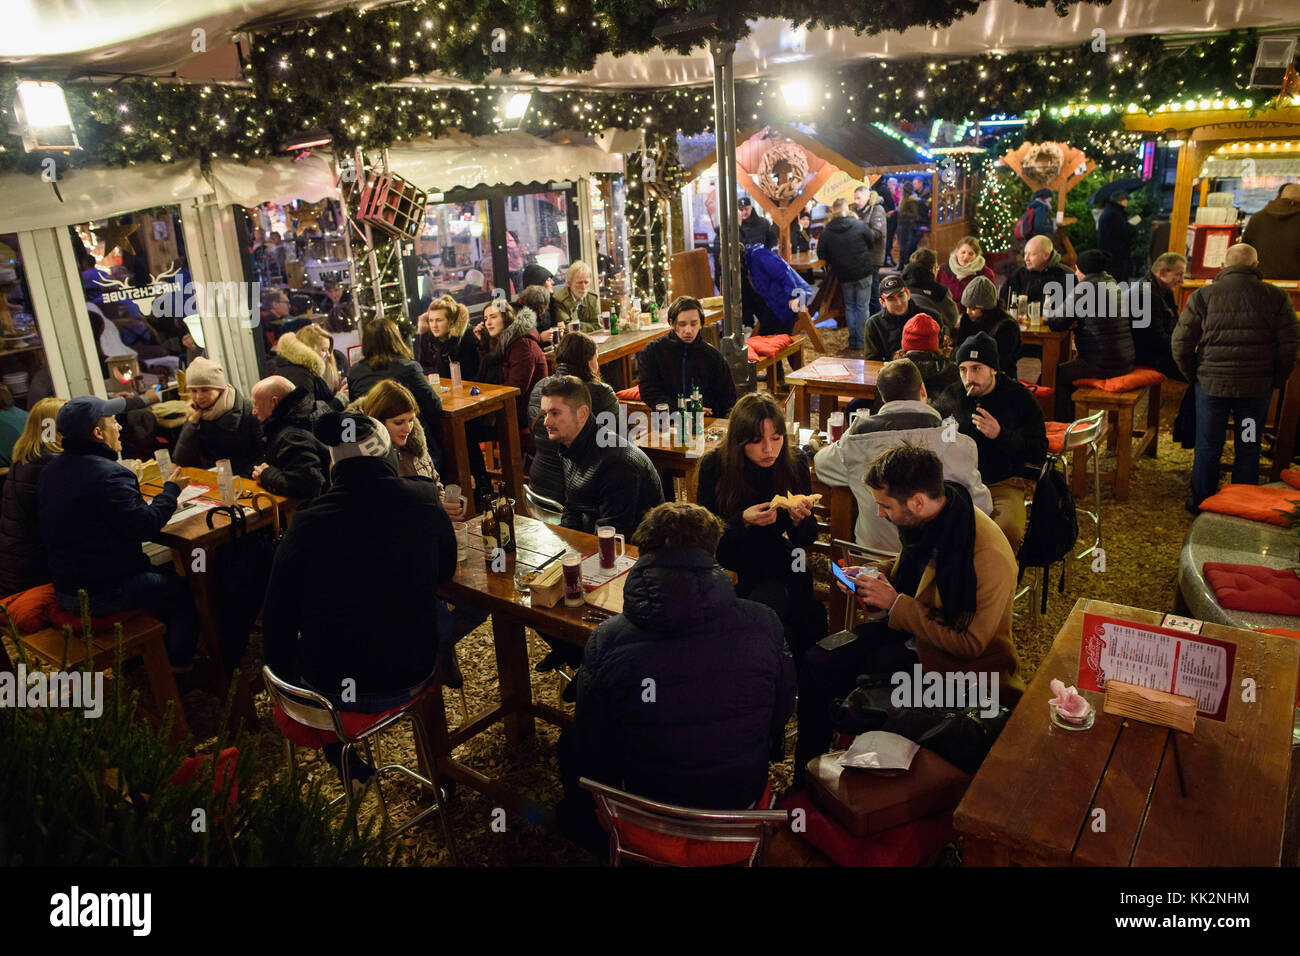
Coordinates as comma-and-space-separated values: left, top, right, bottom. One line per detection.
955, 276, 1021, 380
1172, 243, 1299, 507
173, 357, 267, 477
697, 392, 827, 664
0, 396, 64, 596
1048, 249, 1135, 421
527, 332, 618, 505
348, 317, 443, 464
556, 501, 795, 850
901, 251, 959, 340
262, 412, 456, 710
250, 377, 331, 502
637, 296, 737, 417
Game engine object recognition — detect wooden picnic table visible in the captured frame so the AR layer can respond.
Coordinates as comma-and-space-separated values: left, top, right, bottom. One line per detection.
785, 357, 884, 428
422, 516, 638, 811
592, 311, 725, 387
434, 379, 524, 519
1019, 326, 1072, 390
141, 465, 294, 727
784, 251, 825, 271
954, 598, 1300, 866
624, 409, 727, 501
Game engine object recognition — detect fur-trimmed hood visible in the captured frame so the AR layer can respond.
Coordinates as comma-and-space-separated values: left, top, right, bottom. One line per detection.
274, 331, 325, 377
496, 306, 538, 355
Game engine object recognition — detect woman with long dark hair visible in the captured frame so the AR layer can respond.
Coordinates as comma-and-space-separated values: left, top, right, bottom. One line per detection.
696, 392, 827, 662
347, 316, 443, 463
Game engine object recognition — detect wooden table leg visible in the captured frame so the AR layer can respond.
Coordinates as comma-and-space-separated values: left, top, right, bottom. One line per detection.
1040, 338, 1060, 389
683, 461, 702, 502
186, 565, 257, 731
492, 613, 535, 744
412, 679, 450, 779
443, 414, 475, 517
1144, 383, 1161, 459
1115, 405, 1134, 501
794, 384, 809, 428
826, 486, 854, 629
496, 401, 525, 515
139, 631, 190, 743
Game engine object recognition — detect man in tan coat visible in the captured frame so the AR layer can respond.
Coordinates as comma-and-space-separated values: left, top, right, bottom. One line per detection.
794, 443, 1022, 781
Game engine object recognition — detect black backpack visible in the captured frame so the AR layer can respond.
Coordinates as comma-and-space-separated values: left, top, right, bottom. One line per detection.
1017, 456, 1078, 613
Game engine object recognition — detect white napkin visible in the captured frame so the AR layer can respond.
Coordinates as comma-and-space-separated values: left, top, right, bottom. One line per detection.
837, 731, 919, 771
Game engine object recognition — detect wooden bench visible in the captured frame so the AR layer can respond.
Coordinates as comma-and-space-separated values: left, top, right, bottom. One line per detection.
1071, 381, 1161, 502
16, 614, 189, 741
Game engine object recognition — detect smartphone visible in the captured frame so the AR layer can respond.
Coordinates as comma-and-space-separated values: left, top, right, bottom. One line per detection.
831, 563, 858, 592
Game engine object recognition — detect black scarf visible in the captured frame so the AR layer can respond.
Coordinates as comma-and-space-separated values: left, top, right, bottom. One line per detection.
893, 481, 978, 630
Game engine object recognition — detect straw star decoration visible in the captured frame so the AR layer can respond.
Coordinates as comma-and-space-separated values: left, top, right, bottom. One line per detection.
96, 221, 139, 256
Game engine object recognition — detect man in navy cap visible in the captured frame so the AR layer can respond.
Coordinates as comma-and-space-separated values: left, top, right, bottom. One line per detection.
38, 395, 199, 668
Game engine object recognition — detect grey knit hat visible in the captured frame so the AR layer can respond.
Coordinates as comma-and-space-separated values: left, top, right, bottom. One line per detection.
961, 275, 998, 310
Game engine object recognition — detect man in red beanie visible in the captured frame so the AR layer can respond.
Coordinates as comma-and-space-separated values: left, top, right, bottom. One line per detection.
896, 313, 959, 398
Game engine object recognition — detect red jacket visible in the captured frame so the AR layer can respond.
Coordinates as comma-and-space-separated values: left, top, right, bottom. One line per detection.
937, 262, 995, 313
478, 314, 548, 426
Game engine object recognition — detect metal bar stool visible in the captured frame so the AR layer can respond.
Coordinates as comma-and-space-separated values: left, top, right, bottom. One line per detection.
1053, 410, 1106, 562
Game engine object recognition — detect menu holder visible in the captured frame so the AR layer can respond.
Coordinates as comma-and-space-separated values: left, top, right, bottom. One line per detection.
1102, 680, 1197, 734
528, 562, 566, 608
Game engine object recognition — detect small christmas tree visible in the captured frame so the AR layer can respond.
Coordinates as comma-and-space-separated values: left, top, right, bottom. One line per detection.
973, 160, 1027, 255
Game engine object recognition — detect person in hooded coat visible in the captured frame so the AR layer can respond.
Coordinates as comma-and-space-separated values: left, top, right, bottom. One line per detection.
173, 357, 267, 477
250, 377, 331, 501
901, 249, 959, 340
272, 327, 346, 413
1241, 182, 1300, 280
555, 501, 795, 850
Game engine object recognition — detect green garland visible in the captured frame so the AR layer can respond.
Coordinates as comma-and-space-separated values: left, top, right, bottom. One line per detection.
0, 29, 1263, 173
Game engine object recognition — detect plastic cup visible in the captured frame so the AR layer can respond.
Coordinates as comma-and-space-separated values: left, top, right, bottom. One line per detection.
858, 566, 889, 622
443, 483, 468, 516
452, 522, 469, 563
562, 550, 584, 606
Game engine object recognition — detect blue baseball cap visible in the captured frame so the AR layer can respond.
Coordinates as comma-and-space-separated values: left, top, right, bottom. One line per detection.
57, 395, 127, 440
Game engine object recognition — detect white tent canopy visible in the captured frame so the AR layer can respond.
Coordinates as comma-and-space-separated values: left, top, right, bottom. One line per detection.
384, 132, 625, 193
208, 153, 340, 208
0, 159, 210, 233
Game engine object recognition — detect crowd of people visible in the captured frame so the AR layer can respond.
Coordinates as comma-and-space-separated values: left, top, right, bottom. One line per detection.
3, 174, 1298, 863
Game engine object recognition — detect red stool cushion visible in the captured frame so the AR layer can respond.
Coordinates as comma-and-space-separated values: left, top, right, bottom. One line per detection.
616, 386, 641, 401
780, 790, 955, 867
272, 685, 436, 748
47, 606, 146, 631
0, 583, 58, 634
1203, 563, 1300, 616
1280, 469, 1300, 490
1019, 380, 1054, 399
1045, 421, 1070, 455
1073, 367, 1165, 392
604, 780, 775, 866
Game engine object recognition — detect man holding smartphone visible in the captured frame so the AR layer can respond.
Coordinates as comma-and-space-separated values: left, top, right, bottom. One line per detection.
793, 444, 1022, 784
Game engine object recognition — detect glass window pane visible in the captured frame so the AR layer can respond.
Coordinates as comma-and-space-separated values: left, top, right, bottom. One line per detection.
0, 234, 49, 421
590, 175, 629, 292
414, 199, 495, 314
246, 199, 350, 319
71, 208, 193, 393
505, 191, 571, 295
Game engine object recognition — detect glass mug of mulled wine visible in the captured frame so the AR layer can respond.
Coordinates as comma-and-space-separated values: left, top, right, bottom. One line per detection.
827, 411, 846, 442
596, 524, 625, 569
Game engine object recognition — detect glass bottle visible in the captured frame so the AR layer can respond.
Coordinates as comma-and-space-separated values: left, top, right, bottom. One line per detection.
480, 503, 499, 568
494, 483, 516, 553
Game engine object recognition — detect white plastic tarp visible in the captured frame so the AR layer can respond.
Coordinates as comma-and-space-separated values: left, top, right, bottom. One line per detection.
0, 159, 210, 233
384, 132, 625, 193
207, 153, 341, 208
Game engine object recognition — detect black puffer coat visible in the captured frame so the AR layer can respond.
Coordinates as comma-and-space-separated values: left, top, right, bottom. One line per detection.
415, 330, 480, 380
1172, 264, 1299, 397
347, 357, 443, 463
817, 214, 876, 283
527, 366, 619, 503
173, 394, 267, 478
258, 386, 332, 502
1047, 272, 1135, 376
0, 452, 53, 596
574, 546, 796, 809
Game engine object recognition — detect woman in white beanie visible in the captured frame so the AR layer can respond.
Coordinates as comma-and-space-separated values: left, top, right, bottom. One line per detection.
174, 357, 267, 477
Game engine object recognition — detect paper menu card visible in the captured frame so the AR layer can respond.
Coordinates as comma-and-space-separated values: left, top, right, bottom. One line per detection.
805, 359, 853, 380
579, 551, 635, 590
1078, 614, 1235, 721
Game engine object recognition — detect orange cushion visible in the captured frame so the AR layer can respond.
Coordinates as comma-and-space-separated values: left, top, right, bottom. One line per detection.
0, 583, 58, 634
746, 334, 795, 362
1203, 563, 1300, 615
1255, 629, 1300, 705
616, 386, 641, 401
1197, 484, 1300, 525
1281, 469, 1300, 490
1073, 367, 1165, 392
1045, 421, 1069, 455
